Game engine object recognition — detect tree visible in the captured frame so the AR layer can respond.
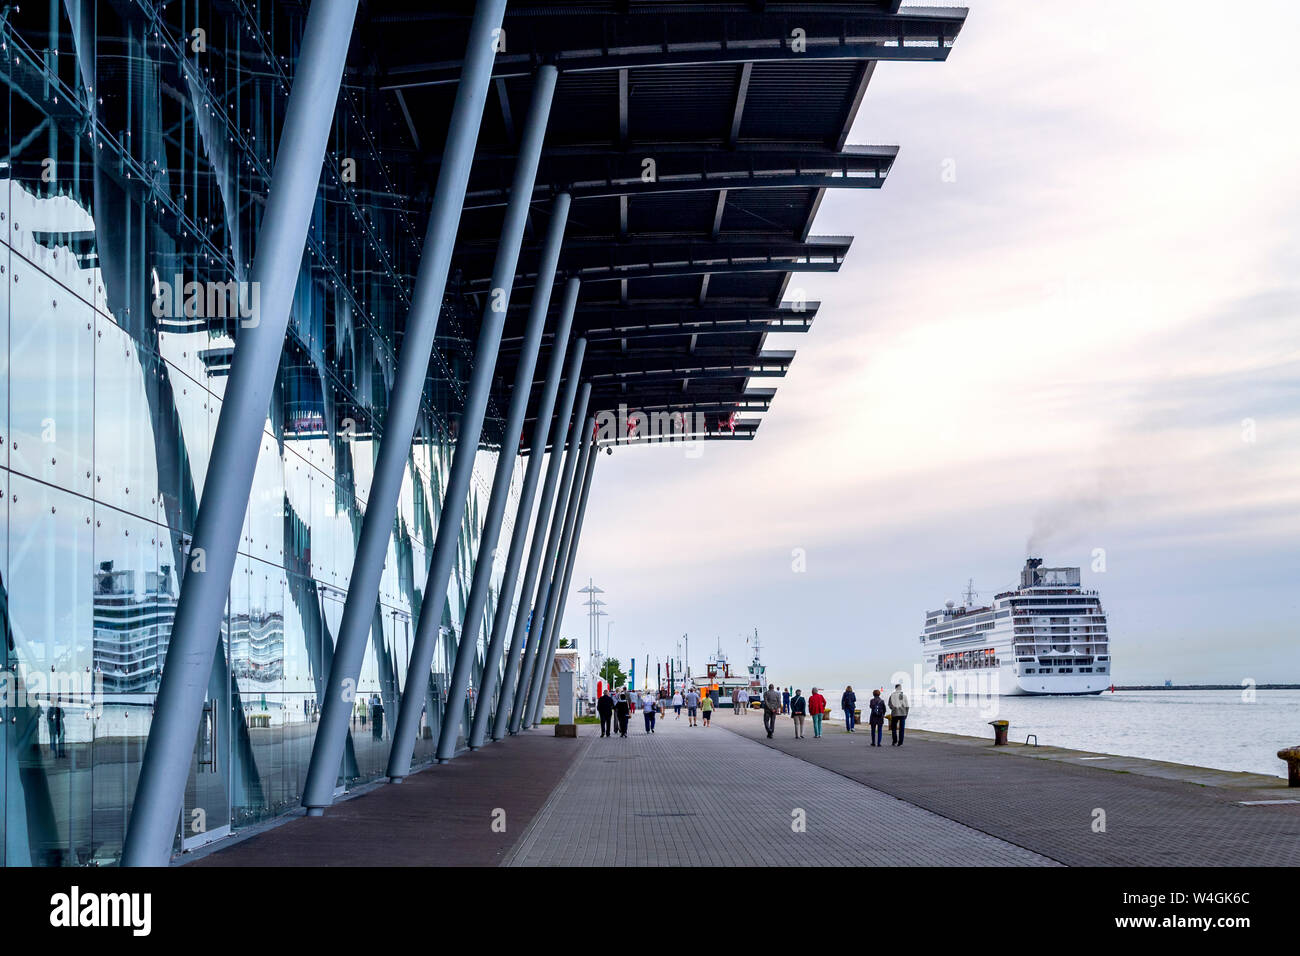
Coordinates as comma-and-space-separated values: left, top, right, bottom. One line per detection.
558, 638, 572, 648
599, 657, 627, 688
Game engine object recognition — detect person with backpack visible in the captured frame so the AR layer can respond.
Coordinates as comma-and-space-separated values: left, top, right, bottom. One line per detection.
789, 689, 808, 738
808, 687, 827, 738
868, 689, 887, 746
762, 683, 782, 738
841, 685, 858, 733
888, 683, 910, 746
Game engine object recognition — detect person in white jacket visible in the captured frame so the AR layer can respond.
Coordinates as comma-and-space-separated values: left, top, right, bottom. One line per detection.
888, 683, 910, 746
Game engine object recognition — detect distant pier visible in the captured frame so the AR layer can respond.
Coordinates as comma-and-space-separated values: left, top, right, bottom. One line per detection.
1114, 684, 1300, 691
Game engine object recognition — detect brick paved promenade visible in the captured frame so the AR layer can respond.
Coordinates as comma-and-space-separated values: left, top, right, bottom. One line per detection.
190, 730, 580, 866
721, 710, 1300, 866
505, 711, 1052, 866
186, 706, 1299, 866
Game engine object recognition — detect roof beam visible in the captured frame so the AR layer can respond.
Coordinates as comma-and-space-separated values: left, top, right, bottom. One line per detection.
729, 62, 753, 145
618, 68, 629, 147
455, 236, 851, 290
461, 145, 895, 209
711, 189, 728, 238
500, 302, 819, 345
377, 11, 966, 89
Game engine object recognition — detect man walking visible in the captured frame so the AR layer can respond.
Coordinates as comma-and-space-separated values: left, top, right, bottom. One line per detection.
643, 692, 657, 734
597, 687, 615, 737
782, 687, 791, 715
841, 685, 857, 733
888, 683, 910, 746
684, 687, 701, 727
762, 683, 782, 738
868, 688, 887, 746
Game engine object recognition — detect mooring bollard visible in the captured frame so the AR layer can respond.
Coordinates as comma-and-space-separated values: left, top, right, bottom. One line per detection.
1278, 746, 1300, 787
989, 720, 1009, 746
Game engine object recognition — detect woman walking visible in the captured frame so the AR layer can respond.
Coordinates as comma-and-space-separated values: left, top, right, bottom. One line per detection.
789, 688, 807, 738
672, 689, 683, 718
700, 691, 715, 726
808, 687, 827, 738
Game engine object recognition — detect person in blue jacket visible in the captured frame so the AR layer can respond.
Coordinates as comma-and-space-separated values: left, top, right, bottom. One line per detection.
841, 686, 858, 733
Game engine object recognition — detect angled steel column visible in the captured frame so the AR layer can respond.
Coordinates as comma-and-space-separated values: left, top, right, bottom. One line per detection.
120, 0, 359, 867
524, 415, 596, 727
470, 279, 579, 749
432, 192, 569, 765
386, 65, 559, 783
509, 382, 591, 733
499, 344, 586, 738
301, 0, 507, 814
528, 428, 599, 727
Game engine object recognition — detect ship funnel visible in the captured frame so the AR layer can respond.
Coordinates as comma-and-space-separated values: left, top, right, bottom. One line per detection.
1020, 557, 1044, 589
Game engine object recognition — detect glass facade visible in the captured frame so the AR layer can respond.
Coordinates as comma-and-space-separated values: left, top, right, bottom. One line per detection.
1, 2, 520, 865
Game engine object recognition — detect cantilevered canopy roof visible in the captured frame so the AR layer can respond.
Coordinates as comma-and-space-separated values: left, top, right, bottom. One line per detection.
353, 1, 967, 444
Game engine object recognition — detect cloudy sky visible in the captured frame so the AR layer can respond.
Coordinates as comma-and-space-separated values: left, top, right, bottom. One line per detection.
558, 0, 1300, 689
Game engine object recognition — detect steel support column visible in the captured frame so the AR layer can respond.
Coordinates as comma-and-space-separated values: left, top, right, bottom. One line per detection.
509, 382, 591, 733
528, 428, 599, 727
523, 414, 596, 727
498, 345, 587, 738
466, 280, 578, 751
386, 65, 559, 782
120, 0, 359, 867
433, 191, 569, 763
301, 0, 507, 813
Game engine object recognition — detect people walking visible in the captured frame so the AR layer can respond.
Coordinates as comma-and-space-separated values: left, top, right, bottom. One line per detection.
684, 687, 700, 726
672, 690, 683, 718
736, 687, 750, 714
790, 689, 807, 738
868, 689, 887, 746
597, 688, 615, 737
762, 683, 782, 738
616, 693, 631, 737
700, 692, 715, 726
808, 687, 827, 738
841, 685, 857, 733
643, 692, 657, 734
888, 683, 910, 746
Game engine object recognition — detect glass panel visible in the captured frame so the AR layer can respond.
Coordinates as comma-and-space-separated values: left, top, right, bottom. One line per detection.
91, 502, 165, 866
8, 253, 94, 498
5, 473, 94, 865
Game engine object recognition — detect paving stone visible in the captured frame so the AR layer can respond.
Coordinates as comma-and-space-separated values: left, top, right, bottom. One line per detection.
506, 711, 1053, 866
723, 714, 1300, 867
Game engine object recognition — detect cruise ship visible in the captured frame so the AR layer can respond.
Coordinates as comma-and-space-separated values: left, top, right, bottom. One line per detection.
919, 558, 1111, 696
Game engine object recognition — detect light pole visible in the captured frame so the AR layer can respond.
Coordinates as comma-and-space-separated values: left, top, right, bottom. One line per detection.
579, 581, 606, 698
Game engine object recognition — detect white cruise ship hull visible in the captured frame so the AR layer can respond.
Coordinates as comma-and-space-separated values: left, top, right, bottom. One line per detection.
919, 559, 1112, 698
